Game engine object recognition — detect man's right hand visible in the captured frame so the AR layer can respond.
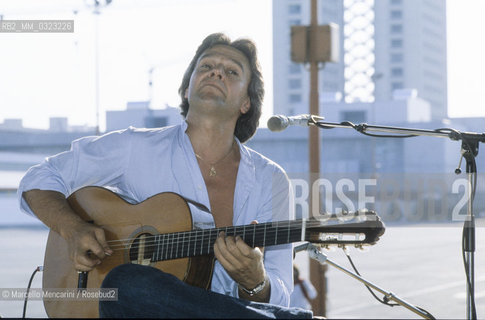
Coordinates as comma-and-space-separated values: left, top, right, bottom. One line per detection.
64, 221, 113, 271
23, 189, 112, 272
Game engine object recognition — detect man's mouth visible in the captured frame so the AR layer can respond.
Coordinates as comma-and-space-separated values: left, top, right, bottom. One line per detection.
201, 82, 225, 95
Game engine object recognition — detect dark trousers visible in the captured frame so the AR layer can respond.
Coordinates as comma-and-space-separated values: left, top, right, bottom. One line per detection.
99, 263, 313, 319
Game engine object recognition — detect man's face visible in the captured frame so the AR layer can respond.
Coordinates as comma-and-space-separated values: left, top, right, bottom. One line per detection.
185, 45, 252, 119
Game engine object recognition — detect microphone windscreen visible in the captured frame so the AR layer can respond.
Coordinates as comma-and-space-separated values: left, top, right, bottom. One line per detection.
267, 116, 285, 132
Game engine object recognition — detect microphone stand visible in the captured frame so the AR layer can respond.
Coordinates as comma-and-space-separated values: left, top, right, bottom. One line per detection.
309, 118, 483, 319
295, 243, 434, 319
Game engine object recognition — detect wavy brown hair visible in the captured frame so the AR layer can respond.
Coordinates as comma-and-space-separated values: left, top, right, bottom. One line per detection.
178, 33, 264, 143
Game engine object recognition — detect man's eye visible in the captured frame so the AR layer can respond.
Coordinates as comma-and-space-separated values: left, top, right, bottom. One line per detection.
227, 69, 239, 76
200, 64, 212, 70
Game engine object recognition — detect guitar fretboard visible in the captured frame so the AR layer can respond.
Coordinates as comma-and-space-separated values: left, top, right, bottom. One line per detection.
150, 220, 304, 262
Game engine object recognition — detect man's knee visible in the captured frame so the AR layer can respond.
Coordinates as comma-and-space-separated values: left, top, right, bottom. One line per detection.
101, 263, 141, 289
101, 263, 180, 290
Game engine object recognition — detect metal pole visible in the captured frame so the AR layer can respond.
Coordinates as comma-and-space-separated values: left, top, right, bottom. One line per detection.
308, 0, 327, 316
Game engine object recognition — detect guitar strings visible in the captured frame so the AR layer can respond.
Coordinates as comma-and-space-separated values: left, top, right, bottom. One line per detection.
100, 219, 365, 253
102, 219, 361, 249
103, 219, 305, 245
101, 216, 368, 247
103, 221, 306, 252
103, 230, 305, 258
103, 220, 305, 245
104, 223, 304, 251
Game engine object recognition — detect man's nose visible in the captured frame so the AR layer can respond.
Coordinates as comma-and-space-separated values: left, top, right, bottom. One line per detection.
209, 65, 224, 79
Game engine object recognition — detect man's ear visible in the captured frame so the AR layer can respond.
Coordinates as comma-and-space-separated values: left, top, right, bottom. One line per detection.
240, 97, 251, 115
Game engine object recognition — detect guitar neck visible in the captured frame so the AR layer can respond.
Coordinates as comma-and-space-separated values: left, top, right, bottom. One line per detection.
151, 220, 304, 262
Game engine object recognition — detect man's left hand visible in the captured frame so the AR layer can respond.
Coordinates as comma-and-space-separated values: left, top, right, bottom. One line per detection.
213, 221, 266, 293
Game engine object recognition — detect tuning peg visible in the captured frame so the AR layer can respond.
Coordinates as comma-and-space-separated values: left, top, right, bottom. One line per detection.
342, 245, 350, 256
321, 244, 336, 252
356, 245, 369, 253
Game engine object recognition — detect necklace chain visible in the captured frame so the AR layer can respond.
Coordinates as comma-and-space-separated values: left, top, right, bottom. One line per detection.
194, 140, 235, 177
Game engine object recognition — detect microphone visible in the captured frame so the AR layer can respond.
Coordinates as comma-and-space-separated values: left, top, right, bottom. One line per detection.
267, 114, 317, 132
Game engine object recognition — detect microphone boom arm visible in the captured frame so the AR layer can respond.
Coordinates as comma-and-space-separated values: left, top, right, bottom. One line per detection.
297, 243, 435, 319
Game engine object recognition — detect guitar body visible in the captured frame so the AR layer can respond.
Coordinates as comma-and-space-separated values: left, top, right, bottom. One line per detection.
43, 187, 215, 318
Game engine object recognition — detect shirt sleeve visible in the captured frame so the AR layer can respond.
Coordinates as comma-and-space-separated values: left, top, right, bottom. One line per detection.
18, 129, 133, 216
260, 165, 295, 306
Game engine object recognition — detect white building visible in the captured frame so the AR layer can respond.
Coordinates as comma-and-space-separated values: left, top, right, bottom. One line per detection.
374, 0, 447, 119
272, 0, 447, 120
106, 101, 182, 132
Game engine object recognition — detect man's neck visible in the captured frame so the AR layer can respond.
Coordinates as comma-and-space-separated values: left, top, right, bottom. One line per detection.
185, 116, 237, 163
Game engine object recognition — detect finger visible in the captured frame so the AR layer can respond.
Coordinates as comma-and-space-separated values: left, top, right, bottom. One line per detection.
215, 232, 243, 268
235, 236, 252, 257
214, 234, 236, 273
213, 244, 232, 271
83, 234, 108, 260
249, 220, 265, 254
74, 251, 100, 271
94, 228, 112, 255
215, 232, 237, 260
224, 235, 240, 253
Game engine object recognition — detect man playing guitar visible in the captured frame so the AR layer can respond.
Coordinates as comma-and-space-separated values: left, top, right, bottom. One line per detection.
19, 33, 313, 318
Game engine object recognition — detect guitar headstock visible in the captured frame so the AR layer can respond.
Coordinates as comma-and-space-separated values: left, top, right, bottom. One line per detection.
303, 210, 385, 247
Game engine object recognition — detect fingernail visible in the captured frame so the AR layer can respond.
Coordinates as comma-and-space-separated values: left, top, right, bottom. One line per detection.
105, 251, 112, 256
236, 236, 241, 241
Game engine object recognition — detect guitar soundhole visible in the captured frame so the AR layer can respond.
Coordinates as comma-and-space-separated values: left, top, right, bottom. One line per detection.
128, 233, 155, 266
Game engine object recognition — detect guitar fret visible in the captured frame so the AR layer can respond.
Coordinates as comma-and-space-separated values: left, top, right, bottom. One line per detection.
166, 233, 169, 260
168, 233, 172, 259
180, 233, 183, 258
175, 233, 179, 259
210, 230, 218, 254
159, 234, 163, 261
287, 221, 290, 244
172, 233, 176, 259
274, 223, 278, 245
252, 224, 256, 247
200, 229, 204, 255
207, 229, 212, 254
187, 231, 191, 257
163, 233, 167, 260
263, 223, 267, 247
193, 229, 197, 257
155, 234, 160, 261
180, 232, 184, 258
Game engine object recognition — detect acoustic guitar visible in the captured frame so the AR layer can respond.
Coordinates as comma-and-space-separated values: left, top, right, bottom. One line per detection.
42, 186, 385, 318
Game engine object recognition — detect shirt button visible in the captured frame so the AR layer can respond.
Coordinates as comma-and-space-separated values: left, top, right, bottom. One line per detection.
198, 185, 202, 190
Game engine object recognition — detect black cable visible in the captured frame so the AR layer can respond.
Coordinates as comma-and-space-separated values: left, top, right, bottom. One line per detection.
315, 121, 418, 138
343, 250, 436, 319
343, 250, 398, 307
22, 266, 42, 319
314, 122, 471, 140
